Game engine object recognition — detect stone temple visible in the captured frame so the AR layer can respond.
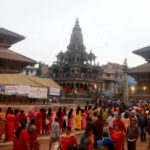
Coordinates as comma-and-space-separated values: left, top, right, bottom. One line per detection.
50, 19, 104, 104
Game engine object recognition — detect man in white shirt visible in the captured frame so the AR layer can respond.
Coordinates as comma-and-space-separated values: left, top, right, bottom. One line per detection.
106, 114, 115, 135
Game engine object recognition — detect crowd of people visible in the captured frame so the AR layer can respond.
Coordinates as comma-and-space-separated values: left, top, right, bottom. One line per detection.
0, 97, 150, 150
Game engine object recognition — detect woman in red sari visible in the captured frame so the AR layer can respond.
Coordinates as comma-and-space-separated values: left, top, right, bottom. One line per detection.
57, 126, 77, 150
19, 110, 27, 124
111, 124, 124, 150
13, 122, 30, 150
56, 107, 64, 130
5, 109, 16, 141
14, 109, 20, 132
28, 119, 39, 150
35, 109, 42, 135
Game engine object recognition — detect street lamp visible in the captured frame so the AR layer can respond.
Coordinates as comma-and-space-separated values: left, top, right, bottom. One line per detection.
131, 86, 135, 95
143, 86, 147, 95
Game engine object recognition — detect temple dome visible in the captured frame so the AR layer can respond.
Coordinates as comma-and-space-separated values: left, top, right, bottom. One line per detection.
67, 19, 86, 51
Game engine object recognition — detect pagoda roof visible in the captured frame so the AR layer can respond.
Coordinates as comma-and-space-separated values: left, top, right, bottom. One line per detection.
0, 28, 25, 45
133, 46, 150, 62
128, 63, 150, 74
0, 48, 37, 64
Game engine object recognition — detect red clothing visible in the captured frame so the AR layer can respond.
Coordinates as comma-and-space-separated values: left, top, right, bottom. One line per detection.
36, 111, 42, 135
19, 113, 27, 123
113, 119, 126, 133
13, 129, 30, 150
60, 135, 77, 150
111, 130, 124, 150
5, 114, 16, 141
56, 111, 64, 129
28, 125, 39, 150
15, 114, 20, 131
94, 119, 104, 140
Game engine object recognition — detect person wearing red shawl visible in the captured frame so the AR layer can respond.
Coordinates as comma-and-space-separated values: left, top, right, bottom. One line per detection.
5, 109, 16, 141
111, 124, 124, 150
28, 119, 39, 150
35, 109, 42, 135
19, 110, 27, 124
41, 108, 48, 135
113, 115, 126, 134
13, 122, 30, 150
94, 115, 104, 141
57, 126, 77, 150
46, 108, 53, 134
14, 109, 20, 132
56, 107, 64, 130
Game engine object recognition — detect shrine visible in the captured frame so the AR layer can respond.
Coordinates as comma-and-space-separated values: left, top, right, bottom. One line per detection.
50, 19, 104, 103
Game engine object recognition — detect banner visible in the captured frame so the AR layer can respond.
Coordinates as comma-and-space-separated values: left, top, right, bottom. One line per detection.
29, 87, 47, 98
5, 86, 18, 95
0, 85, 5, 94
49, 88, 60, 96
17, 86, 30, 95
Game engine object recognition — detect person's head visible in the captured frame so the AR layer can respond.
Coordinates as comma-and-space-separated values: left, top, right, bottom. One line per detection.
65, 126, 71, 135
0, 108, 2, 112
86, 117, 92, 124
111, 114, 114, 117
10, 109, 13, 114
14, 109, 19, 115
20, 110, 24, 114
114, 124, 120, 132
84, 105, 87, 111
85, 126, 93, 137
97, 137, 114, 150
130, 118, 136, 126
55, 117, 59, 122
103, 132, 109, 138
124, 113, 128, 119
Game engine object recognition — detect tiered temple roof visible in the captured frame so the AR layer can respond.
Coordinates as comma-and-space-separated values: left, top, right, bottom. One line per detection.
0, 28, 36, 73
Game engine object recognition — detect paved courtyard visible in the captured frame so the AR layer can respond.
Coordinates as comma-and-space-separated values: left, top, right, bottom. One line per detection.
0, 134, 149, 150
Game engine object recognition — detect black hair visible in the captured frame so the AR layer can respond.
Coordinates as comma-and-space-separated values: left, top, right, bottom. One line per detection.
14, 109, 19, 115
103, 132, 109, 137
15, 122, 26, 137
68, 108, 73, 119
0, 108, 2, 112
57, 107, 62, 119
76, 107, 80, 115
85, 126, 93, 136
63, 107, 67, 115
66, 126, 71, 131
48, 108, 52, 116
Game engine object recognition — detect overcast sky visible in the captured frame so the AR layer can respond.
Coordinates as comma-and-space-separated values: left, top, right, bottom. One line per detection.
1, 0, 150, 67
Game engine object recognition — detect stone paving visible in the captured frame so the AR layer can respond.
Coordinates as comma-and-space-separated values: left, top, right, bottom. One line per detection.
0, 133, 149, 150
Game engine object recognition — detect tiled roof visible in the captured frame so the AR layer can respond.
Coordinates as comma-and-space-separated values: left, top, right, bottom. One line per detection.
128, 63, 150, 74
0, 49, 37, 64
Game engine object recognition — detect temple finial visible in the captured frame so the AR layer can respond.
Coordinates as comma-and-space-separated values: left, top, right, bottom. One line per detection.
75, 18, 79, 25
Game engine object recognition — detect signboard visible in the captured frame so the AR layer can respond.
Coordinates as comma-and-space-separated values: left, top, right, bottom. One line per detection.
5, 86, 18, 95
18, 86, 30, 95
29, 87, 47, 99
0, 85, 5, 94
49, 88, 60, 96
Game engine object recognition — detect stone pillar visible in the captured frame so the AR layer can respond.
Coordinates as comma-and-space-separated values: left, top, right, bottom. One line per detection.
123, 66, 128, 100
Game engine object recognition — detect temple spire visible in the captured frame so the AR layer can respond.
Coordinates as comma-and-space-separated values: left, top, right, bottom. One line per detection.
67, 19, 85, 51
